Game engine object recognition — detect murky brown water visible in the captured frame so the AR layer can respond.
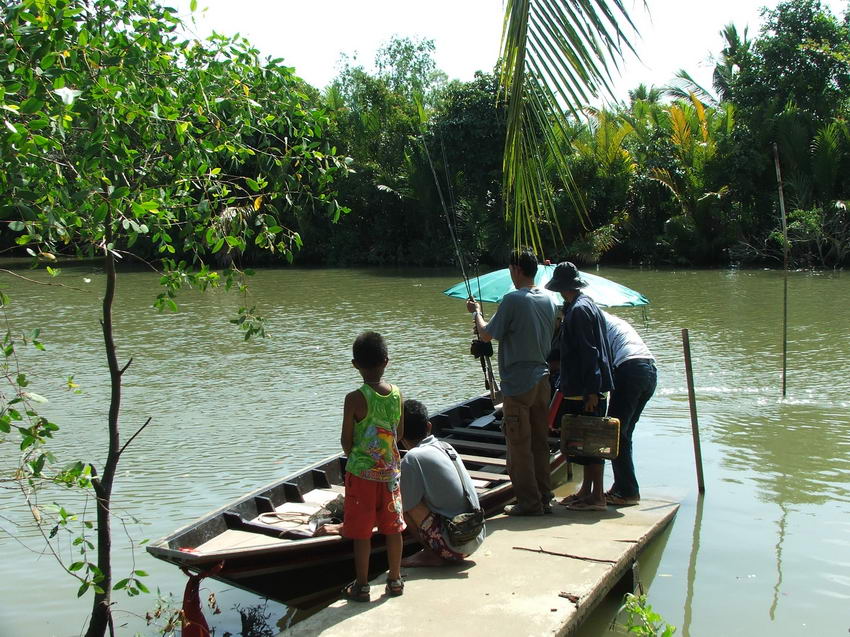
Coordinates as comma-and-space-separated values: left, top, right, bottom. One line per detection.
1, 266, 848, 636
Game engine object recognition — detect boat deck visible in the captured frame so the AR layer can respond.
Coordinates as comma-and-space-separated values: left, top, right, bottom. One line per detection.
278, 496, 678, 637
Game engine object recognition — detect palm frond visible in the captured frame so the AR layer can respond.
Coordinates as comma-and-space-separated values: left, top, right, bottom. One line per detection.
499, 0, 642, 256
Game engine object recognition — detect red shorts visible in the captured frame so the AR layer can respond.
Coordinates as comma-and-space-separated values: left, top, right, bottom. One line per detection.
342, 473, 406, 540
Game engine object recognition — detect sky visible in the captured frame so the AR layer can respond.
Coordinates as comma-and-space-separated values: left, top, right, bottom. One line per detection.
168, 0, 849, 103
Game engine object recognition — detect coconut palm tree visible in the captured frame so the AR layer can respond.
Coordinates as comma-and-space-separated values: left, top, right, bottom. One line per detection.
498, 0, 642, 255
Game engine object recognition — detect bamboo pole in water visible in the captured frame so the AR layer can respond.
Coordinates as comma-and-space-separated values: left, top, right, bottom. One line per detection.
773, 144, 789, 397
682, 329, 706, 493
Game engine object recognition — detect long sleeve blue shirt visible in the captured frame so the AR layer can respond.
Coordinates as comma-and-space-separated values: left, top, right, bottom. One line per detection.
558, 293, 614, 397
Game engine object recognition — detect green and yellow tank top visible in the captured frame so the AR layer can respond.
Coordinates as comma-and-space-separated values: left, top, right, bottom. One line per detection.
346, 384, 402, 482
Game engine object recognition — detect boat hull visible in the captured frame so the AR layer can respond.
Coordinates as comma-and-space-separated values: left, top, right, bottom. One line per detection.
147, 394, 566, 608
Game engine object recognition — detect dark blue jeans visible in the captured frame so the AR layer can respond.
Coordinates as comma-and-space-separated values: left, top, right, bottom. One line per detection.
608, 359, 657, 498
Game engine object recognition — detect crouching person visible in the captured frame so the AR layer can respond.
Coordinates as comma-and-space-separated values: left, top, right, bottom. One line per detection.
399, 399, 486, 567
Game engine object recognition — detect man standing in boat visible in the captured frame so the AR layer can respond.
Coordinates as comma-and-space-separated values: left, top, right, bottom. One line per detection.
467, 249, 559, 516
399, 400, 485, 566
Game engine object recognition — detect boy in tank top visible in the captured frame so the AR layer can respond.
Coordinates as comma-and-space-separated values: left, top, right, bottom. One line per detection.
339, 331, 406, 602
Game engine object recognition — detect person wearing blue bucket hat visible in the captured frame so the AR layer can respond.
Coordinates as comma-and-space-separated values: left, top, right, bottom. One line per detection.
546, 262, 614, 511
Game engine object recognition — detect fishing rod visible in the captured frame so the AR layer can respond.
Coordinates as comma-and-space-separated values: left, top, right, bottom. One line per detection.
420, 129, 500, 403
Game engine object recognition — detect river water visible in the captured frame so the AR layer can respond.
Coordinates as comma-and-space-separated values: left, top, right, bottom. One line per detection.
0, 266, 848, 636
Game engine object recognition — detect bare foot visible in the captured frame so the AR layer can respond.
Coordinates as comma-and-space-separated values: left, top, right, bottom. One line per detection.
401, 549, 452, 568
315, 523, 343, 537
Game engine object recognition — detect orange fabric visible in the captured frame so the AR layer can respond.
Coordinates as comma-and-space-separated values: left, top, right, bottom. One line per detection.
342, 473, 405, 540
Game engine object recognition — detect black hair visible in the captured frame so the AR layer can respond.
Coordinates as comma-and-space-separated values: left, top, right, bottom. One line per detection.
510, 248, 538, 278
402, 399, 429, 442
352, 331, 388, 368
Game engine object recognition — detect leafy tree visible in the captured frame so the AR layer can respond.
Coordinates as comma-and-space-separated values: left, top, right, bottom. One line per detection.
0, 0, 349, 634
731, 0, 850, 126
374, 36, 447, 104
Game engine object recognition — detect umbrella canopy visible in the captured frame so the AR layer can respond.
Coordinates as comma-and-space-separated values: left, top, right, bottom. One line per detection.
443, 265, 649, 307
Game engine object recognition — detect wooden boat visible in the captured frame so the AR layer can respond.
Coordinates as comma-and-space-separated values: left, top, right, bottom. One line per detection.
146, 394, 567, 608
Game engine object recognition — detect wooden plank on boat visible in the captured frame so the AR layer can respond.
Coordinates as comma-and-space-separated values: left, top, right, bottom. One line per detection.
466, 470, 509, 482
443, 427, 559, 446
442, 438, 507, 453
195, 529, 290, 554
467, 413, 498, 429
459, 454, 508, 467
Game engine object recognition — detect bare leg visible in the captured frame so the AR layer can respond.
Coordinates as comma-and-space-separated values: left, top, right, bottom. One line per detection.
352, 538, 370, 585
585, 464, 606, 505
385, 533, 403, 581
401, 506, 451, 567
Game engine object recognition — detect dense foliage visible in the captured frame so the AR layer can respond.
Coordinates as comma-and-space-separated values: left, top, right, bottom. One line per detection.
295, 0, 850, 268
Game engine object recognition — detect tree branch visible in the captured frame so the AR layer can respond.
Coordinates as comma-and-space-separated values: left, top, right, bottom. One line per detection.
0, 269, 91, 293
118, 417, 152, 457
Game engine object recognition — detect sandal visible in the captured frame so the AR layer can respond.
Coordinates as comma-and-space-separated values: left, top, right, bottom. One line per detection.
565, 500, 607, 511
557, 493, 585, 506
605, 491, 640, 506
385, 576, 404, 597
343, 580, 370, 603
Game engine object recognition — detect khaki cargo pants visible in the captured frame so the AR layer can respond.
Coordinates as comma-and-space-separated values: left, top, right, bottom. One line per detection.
502, 377, 552, 513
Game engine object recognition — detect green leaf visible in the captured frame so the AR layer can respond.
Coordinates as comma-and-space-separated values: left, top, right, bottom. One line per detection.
20, 98, 45, 114
76, 582, 89, 598
212, 237, 225, 253
190, 0, 198, 11
69, 561, 85, 572
133, 570, 148, 577
9, 221, 25, 231
245, 178, 260, 192
113, 578, 130, 590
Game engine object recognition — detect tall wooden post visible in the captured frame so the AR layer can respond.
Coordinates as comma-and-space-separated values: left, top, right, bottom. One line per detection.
773, 143, 789, 397
682, 329, 705, 493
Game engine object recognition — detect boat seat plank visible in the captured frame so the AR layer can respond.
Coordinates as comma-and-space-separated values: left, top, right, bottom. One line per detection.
467, 470, 510, 482
443, 438, 507, 453
302, 488, 343, 507
459, 454, 508, 467
444, 427, 559, 445
274, 501, 323, 515
467, 413, 498, 429
194, 529, 290, 554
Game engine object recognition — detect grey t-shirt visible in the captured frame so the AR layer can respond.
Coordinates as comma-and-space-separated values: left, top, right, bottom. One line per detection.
484, 287, 559, 396
400, 436, 485, 552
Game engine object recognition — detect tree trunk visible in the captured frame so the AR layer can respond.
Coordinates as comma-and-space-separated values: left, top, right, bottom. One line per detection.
86, 224, 122, 637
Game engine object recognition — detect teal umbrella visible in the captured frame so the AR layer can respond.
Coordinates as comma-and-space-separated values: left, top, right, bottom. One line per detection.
442, 265, 649, 307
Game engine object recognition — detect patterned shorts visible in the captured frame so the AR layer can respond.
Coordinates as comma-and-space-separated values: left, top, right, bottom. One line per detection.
342, 473, 406, 540
418, 512, 466, 562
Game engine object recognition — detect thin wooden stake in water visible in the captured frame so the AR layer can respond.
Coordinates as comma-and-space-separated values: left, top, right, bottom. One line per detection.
682, 329, 705, 493
773, 143, 789, 397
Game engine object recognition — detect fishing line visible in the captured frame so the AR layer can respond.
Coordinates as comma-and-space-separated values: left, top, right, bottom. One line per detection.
421, 133, 471, 298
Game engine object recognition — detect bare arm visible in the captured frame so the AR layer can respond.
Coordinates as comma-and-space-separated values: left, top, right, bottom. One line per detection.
396, 390, 404, 443
340, 391, 357, 456
466, 299, 493, 342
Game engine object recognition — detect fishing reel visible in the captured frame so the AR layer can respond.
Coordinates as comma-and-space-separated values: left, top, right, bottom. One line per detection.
470, 339, 493, 359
